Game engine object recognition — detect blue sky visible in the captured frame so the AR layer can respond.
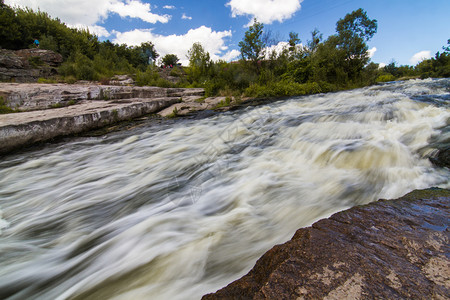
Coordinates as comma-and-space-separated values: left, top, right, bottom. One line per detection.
5, 0, 450, 66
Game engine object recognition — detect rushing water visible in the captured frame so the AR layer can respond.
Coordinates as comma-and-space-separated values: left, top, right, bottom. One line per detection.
0, 79, 449, 299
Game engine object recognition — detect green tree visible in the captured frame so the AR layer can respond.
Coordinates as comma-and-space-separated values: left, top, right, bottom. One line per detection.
288, 32, 300, 53
239, 19, 265, 65
335, 8, 377, 80
162, 54, 179, 66
187, 42, 211, 83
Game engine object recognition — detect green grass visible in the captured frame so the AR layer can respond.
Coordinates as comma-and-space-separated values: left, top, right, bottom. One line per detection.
0, 96, 16, 114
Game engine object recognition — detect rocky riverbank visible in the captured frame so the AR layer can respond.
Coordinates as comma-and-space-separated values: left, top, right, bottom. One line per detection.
0, 83, 236, 154
203, 188, 450, 299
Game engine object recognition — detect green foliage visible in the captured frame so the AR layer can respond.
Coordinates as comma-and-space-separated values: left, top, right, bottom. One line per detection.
239, 19, 265, 65
0, 96, 15, 114
214, 96, 232, 109
162, 54, 179, 67
186, 42, 211, 83
376, 74, 396, 82
135, 66, 175, 87
0, 2, 159, 80
244, 80, 323, 98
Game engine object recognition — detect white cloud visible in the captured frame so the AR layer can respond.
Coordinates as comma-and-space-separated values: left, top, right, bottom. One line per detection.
72, 24, 110, 37
108, 0, 170, 24
410, 50, 432, 65
378, 62, 386, 69
163, 5, 175, 9
226, 0, 302, 24
368, 47, 376, 58
182, 13, 192, 20
5, 0, 170, 27
113, 26, 235, 65
221, 50, 241, 62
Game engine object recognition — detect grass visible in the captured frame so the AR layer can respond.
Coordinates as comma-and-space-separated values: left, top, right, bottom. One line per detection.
0, 96, 16, 114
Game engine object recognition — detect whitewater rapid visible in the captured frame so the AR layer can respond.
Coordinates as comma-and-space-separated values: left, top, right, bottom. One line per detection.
0, 78, 449, 299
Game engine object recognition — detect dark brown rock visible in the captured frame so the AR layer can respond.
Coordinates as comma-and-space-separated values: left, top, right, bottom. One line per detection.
203, 188, 450, 299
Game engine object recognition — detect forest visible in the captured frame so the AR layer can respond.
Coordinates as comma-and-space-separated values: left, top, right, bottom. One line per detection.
1, 0, 449, 98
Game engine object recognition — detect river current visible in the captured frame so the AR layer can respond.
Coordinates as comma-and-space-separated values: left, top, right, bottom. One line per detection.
0, 79, 449, 299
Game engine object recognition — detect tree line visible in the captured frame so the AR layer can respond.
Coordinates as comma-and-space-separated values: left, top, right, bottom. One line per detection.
1, 1, 449, 97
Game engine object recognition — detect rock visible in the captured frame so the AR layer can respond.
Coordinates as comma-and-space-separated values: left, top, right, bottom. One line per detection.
0, 97, 181, 154
0, 50, 24, 69
158, 96, 228, 117
109, 75, 135, 86
0, 82, 205, 154
203, 188, 450, 299
0, 49, 62, 82
15, 49, 63, 67
0, 83, 204, 111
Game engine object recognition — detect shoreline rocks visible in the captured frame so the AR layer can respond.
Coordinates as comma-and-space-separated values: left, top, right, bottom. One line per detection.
0, 83, 206, 154
203, 188, 450, 299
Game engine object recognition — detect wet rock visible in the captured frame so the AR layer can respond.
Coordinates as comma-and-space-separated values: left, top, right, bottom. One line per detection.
203, 188, 450, 299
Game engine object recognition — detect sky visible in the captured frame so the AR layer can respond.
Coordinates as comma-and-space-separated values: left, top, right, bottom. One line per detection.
5, 0, 450, 66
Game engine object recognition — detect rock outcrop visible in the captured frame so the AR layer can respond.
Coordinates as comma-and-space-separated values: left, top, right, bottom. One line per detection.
203, 188, 450, 299
0, 83, 206, 154
0, 49, 63, 82
0, 83, 204, 111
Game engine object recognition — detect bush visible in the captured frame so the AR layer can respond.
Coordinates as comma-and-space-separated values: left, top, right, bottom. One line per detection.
376, 74, 396, 82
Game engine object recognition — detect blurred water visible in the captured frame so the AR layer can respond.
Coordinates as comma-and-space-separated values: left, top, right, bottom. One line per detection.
0, 78, 449, 299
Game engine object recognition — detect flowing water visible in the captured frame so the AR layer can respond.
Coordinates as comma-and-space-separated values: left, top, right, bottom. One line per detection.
0, 79, 449, 299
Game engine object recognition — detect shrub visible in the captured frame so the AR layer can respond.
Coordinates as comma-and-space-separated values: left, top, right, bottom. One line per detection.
376, 74, 396, 82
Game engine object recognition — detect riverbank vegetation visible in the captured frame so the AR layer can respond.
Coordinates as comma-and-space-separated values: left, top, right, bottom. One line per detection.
1, 1, 449, 98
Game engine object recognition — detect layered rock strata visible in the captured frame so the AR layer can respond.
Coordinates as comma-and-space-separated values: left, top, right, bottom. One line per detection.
0, 83, 206, 154
203, 188, 450, 299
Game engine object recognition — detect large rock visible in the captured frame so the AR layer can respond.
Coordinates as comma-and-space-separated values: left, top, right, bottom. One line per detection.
203, 188, 450, 299
0, 97, 181, 154
0, 49, 62, 82
0, 83, 204, 111
15, 49, 63, 67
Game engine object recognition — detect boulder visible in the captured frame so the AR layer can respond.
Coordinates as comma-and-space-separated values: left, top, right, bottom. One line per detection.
203, 188, 450, 299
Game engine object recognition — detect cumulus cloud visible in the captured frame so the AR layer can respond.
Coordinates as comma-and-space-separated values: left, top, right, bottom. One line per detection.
226, 0, 302, 24
113, 26, 235, 65
5, 0, 170, 27
410, 50, 432, 65
109, 0, 170, 23
378, 62, 386, 69
367, 47, 376, 58
182, 13, 192, 20
163, 5, 175, 9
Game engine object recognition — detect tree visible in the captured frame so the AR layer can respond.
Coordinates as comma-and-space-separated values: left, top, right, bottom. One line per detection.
187, 42, 211, 83
162, 54, 179, 66
335, 8, 377, 80
239, 19, 265, 65
288, 32, 301, 53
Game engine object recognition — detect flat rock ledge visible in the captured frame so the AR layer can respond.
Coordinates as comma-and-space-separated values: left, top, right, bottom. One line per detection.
203, 188, 450, 299
0, 83, 206, 154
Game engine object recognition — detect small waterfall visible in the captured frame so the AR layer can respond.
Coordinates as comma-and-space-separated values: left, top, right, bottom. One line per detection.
0, 78, 449, 299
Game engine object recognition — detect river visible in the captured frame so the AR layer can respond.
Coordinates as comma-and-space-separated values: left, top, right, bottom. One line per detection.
0, 78, 449, 299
